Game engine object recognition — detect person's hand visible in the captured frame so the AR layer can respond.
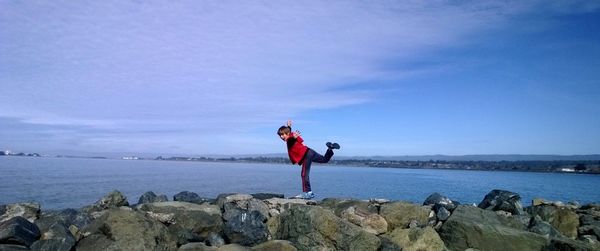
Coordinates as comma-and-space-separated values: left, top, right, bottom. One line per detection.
293, 130, 301, 138
287, 120, 293, 127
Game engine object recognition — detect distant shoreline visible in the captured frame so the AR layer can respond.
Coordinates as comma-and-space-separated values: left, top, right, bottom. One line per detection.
3, 154, 599, 174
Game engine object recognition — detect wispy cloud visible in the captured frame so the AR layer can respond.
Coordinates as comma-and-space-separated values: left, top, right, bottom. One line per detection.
1, 1, 596, 154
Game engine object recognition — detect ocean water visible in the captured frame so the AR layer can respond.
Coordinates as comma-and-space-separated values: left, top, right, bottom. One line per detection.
1, 156, 599, 209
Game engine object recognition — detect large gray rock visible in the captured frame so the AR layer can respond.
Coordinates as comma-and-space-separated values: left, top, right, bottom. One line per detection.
439, 205, 547, 251
478, 189, 524, 215
220, 194, 270, 246
75, 234, 118, 251
174, 191, 209, 204
138, 191, 169, 204
379, 201, 430, 231
380, 226, 446, 251
528, 215, 564, 238
530, 204, 579, 238
35, 209, 90, 233
31, 222, 75, 251
77, 208, 177, 251
0, 216, 41, 247
0, 203, 41, 223
276, 204, 380, 251
137, 201, 223, 240
223, 209, 267, 246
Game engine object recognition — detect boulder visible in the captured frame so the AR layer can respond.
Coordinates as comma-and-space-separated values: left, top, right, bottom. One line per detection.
137, 201, 223, 240
223, 208, 268, 246
340, 206, 388, 235
423, 193, 458, 211
318, 198, 376, 216
528, 215, 564, 238
0, 216, 41, 247
31, 222, 76, 251
94, 190, 129, 209
531, 204, 579, 238
34, 209, 90, 233
276, 204, 380, 250
262, 198, 311, 216
438, 205, 547, 251
380, 226, 445, 251
220, 194, 270, 221
379, 201, 430, 231
251, 240, 297, 251
250, 193, 284, 200
77, 208, 177, 251
138, 191, 169, 204
174, 191, 209, 204
0, 203, 41, 223
478, 189, 524, 215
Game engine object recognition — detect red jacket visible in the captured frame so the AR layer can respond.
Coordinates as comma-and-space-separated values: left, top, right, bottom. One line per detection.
286, 132, 308, 165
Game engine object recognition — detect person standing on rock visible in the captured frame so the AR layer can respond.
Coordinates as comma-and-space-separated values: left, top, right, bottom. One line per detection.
277, 120, 340, 199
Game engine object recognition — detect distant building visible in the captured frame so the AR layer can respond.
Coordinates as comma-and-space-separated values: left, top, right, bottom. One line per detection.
560, 168, 575, 172
1, 150, 11, 155
122, 156, 139, 160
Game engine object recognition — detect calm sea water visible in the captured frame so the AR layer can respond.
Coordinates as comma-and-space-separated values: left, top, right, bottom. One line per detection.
1, 156, 599, 209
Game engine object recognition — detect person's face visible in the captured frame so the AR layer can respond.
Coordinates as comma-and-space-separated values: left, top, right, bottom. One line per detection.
279, 132, 289, 141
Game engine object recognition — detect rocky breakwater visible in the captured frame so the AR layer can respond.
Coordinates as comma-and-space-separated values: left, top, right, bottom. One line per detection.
0, 189, 599, 251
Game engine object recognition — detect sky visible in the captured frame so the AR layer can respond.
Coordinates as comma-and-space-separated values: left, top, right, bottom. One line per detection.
1, 1, 599, 157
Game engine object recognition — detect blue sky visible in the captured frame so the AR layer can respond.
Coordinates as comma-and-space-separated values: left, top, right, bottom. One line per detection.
1, 1, 599, 156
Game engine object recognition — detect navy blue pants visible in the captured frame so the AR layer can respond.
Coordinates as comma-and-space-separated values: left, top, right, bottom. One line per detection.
301, 148, 334, 192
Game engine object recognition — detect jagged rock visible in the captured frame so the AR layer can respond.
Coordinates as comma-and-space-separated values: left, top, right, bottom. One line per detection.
34, 208, 90, 234
138, 191, 169, 204
223, 208, 268, 246
380, 201, 431, 231
0, 203, 40, 223
251, 240, 297, 251
0, 216, 41, 247
276, 204, 380, 250
478, 189, 524, 215
169, 228, 203, 247
250, 193, 284, 200
530, 204, 579, 238
77, 208, 177, 251
340, 206, 388, 235
380, 226, 446, 251
438, 205, 546, 251
137, 201, 223, 240
174, 191, 210, 204
423, 193, 458, 211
